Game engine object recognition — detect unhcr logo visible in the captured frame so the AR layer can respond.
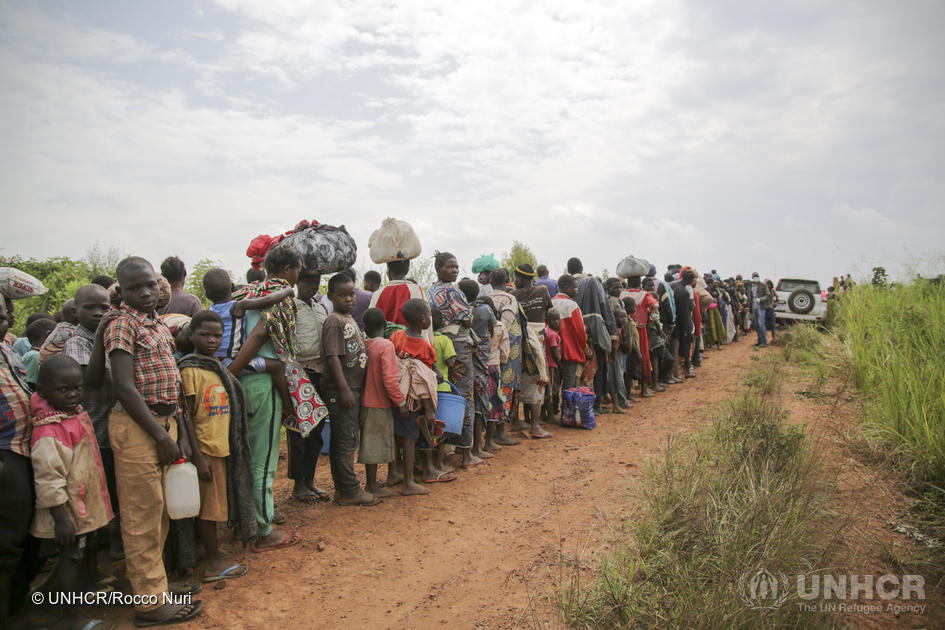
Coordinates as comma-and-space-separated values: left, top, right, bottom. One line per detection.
737, 569, 926, 613
738, 568, 791, 609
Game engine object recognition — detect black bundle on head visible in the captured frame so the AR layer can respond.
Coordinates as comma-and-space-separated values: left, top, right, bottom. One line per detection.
160, 256, 187, 283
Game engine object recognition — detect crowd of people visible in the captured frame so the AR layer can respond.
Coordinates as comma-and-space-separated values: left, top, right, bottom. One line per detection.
0, 240, 778, 629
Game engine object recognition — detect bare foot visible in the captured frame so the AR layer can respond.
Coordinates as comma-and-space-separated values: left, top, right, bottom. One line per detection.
611, 406, 626, 414
484, 440, 503, 452
495, 433, 520, 446
402, 481, 430, 496
366, 485, 395, 498
201, 556, 234, 578
463, 450, 482, 468
385, 472, 404, 486
509, 420, 528, 431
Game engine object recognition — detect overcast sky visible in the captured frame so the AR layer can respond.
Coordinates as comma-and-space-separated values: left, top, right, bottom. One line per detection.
2, 0, 943, 286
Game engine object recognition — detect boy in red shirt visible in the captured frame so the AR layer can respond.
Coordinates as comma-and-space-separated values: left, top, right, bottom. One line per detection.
390, 299, 447, 494
360, 308, 408, 497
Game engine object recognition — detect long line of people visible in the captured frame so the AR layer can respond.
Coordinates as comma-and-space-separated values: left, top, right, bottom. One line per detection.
0, 243, 773, 629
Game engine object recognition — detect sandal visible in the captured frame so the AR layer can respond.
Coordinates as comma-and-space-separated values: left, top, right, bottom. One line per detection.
271, 509, 286, 525
201, 563, 249, 583
423, 472, 457, 483
292, 492, 323, 504
134, 601, 203, 627
252, 531, 301, 553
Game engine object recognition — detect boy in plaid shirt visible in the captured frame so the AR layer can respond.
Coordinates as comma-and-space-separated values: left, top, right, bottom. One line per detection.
104, 257, 202, 626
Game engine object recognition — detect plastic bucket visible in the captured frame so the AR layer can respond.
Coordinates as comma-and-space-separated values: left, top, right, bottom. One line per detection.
320, 419, 330, 455
436, 381, 466, 436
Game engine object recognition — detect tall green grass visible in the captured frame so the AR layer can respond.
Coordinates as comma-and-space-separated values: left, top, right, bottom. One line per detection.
557, 363, 836, 629
838, 280, 945, 485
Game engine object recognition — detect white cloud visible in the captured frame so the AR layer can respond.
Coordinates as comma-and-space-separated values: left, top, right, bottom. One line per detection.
0, 0, 943, 287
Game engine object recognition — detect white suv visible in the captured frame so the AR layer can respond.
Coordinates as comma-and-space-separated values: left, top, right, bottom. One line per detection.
773, 278, 826, 322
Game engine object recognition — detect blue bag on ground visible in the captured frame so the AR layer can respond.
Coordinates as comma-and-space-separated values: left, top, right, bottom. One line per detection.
561, 387, 597, 429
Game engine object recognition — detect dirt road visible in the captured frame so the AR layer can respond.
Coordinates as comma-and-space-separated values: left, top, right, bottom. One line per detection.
73, 335, 945, 629
141, 339, 754, 630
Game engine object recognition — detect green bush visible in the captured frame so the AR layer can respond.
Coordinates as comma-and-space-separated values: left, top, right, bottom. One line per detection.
1, 253, 119, 336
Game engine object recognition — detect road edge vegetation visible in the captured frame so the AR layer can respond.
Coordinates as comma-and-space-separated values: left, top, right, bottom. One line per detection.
556, 357, 838, 629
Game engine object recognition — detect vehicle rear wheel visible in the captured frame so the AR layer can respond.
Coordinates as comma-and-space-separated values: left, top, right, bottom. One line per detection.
787, 289, 815, 314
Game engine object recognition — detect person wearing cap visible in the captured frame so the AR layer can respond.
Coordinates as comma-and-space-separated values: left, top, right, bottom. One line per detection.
749, 272, 771, 348
510, 264, 553, 439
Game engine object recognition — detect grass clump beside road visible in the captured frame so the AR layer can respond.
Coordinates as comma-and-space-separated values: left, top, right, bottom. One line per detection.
837, 280, 945, 487
557, 361, 836, 629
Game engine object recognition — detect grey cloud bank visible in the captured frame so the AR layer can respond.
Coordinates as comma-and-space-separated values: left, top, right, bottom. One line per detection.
1, 0, 942, 284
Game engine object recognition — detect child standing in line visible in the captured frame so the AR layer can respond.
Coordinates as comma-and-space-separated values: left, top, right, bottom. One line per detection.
179, 311, 249, 584
22, 318, 56, 388
551, 275, 588, 423
30, 355, 113, 629
104, 256, 202, 626
621, 297, 642, 404
458, 279, 496, 462
202, 268, 294, 412
390, 299, 448, 493
62, 284, 121, 558
38, 298, 77, 363
542, 308, 562, 422
360, 308, 408, 497
425, 308, 460, 478
321, 273, 378, 506
484, 312, 509, 452
287, 268, 331, 504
